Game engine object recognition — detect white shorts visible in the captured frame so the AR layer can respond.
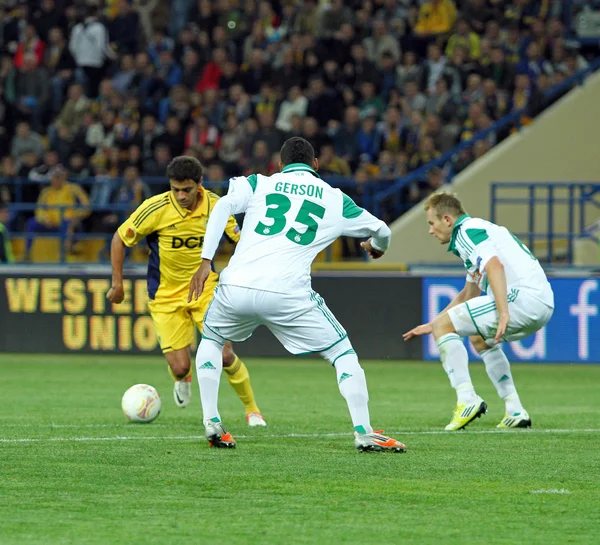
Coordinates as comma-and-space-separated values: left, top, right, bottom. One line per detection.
448, 287, 554, 347
202, 285, 348, 355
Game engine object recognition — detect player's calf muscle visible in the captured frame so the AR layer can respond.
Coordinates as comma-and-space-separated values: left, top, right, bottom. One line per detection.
222, 342, 236, 367
165, 349, 191, 378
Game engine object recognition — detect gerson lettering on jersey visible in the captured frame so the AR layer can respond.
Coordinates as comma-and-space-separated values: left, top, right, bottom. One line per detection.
274, 181, 323, 199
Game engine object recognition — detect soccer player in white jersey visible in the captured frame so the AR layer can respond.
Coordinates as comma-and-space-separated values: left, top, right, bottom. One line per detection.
187, 137, 407, 452
404, 191, 555, 430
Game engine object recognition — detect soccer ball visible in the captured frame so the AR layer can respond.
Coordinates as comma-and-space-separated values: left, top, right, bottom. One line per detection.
121, 384, 162, 423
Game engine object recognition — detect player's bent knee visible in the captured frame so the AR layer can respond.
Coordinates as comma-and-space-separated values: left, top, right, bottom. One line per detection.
165, 349, 191, 379
432, 313, 457, 340
321, 338, 356, 366
222, 342, 236, 367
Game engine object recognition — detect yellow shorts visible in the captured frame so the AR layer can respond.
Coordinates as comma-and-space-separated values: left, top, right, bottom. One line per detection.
148, 275, 219, 353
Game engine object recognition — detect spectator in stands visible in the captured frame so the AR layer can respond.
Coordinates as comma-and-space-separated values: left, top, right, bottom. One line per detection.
255, 110, 284, 156
24, 165, 90, 260
317, 0, 354, 39
7, 53, 49, 132
69, 152, 91, 179
462, 0, 493, 34
0, 82, 14, 159
414, 0, 457, 51
0, 0, 595, 264
511, 72, 533, 113
422, 43, 448, 94
45, 27, 76, 114
364, 20, 401, 68
11, 122, 45, 161
109, 0, 141, 56
446, 18, 481, 60
218, 112, 245, 176
51, 83, 90, 145
86, 110, 117, 153
69, 6, 116, 98
487, 46, 515, 90
110, 164, 150, 217
376, 150, 398, 181
426, 114, 457, 154
396, 51, 423, 93
135, 114, 163, 162
275, 85, 307, 133
143, 142, 171, 177
377, 106, 404, 155
403, 80, 427, 113
334, 106, 361, 169
517, 41, 554, 83
245, 140, 275, 176
426, 76, 457, 123
28, 149, 60, 183
410, 135, 441, 170
357, 115, 381, 163
318, 143, 351, 177
31, 0, 65, 44
14, 24, 46, 70
0, 157, 18, 205
0, 202, 15, 263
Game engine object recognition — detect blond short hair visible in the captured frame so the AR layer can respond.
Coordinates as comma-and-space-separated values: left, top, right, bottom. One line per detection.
424, 191, 466, 218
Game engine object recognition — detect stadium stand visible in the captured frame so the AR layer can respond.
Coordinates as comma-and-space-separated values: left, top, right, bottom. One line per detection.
0, 0, 598, 263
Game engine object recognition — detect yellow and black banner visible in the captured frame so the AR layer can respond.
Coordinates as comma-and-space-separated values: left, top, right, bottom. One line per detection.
0, 271, 423, 358
0, 274, 160, 354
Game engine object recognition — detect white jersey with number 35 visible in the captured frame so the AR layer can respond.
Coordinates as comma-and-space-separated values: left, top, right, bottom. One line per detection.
213, 164, 390, 294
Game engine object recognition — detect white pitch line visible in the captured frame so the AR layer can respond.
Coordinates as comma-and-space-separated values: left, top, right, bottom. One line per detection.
1, 428, 600, 444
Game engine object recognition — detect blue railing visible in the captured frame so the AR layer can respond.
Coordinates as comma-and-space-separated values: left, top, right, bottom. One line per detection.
491, 182, 600, 264
371, 57, 600, 220
1, 175, 386, 213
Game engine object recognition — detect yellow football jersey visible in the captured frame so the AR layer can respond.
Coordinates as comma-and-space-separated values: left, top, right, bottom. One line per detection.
117, 188, 240, 300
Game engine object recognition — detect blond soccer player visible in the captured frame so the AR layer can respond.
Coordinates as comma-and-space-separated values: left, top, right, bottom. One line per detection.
404, 191, 554, 430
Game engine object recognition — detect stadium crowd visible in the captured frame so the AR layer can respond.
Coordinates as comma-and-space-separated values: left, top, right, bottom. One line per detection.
0, 0, 594, 260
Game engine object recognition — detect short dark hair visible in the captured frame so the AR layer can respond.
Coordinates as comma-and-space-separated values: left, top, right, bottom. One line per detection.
280, 137, 315, 167
166, 156, 203, 183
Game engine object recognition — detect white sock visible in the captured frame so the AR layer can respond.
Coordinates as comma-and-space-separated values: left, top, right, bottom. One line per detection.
334, 353, 373, 434
437, 333, 477, 404
195, 338, 224, 423
481, 346, 524, 415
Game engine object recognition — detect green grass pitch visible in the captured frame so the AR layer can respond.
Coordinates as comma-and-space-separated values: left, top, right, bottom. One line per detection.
1, 355, 599, 544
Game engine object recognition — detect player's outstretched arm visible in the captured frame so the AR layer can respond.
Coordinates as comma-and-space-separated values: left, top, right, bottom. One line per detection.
402, 281, 481, 341
340, 195, 391, 257
360, 224, 391, 259
485, 256, 510, 344
188, 258, 212, 302
107, 232, 126, 304
187, 197, 234, 302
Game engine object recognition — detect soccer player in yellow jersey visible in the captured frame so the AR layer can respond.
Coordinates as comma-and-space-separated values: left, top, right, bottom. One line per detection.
106, 156, 266, 426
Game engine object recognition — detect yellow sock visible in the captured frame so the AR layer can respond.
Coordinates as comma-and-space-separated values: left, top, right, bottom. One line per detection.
168, 365, 192, 382
223, 356, 260, 414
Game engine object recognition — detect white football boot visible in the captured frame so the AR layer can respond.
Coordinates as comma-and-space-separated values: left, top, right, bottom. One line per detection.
173, 379, 191, 408
354, 430, 407, 452
245, 412, 267, 427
